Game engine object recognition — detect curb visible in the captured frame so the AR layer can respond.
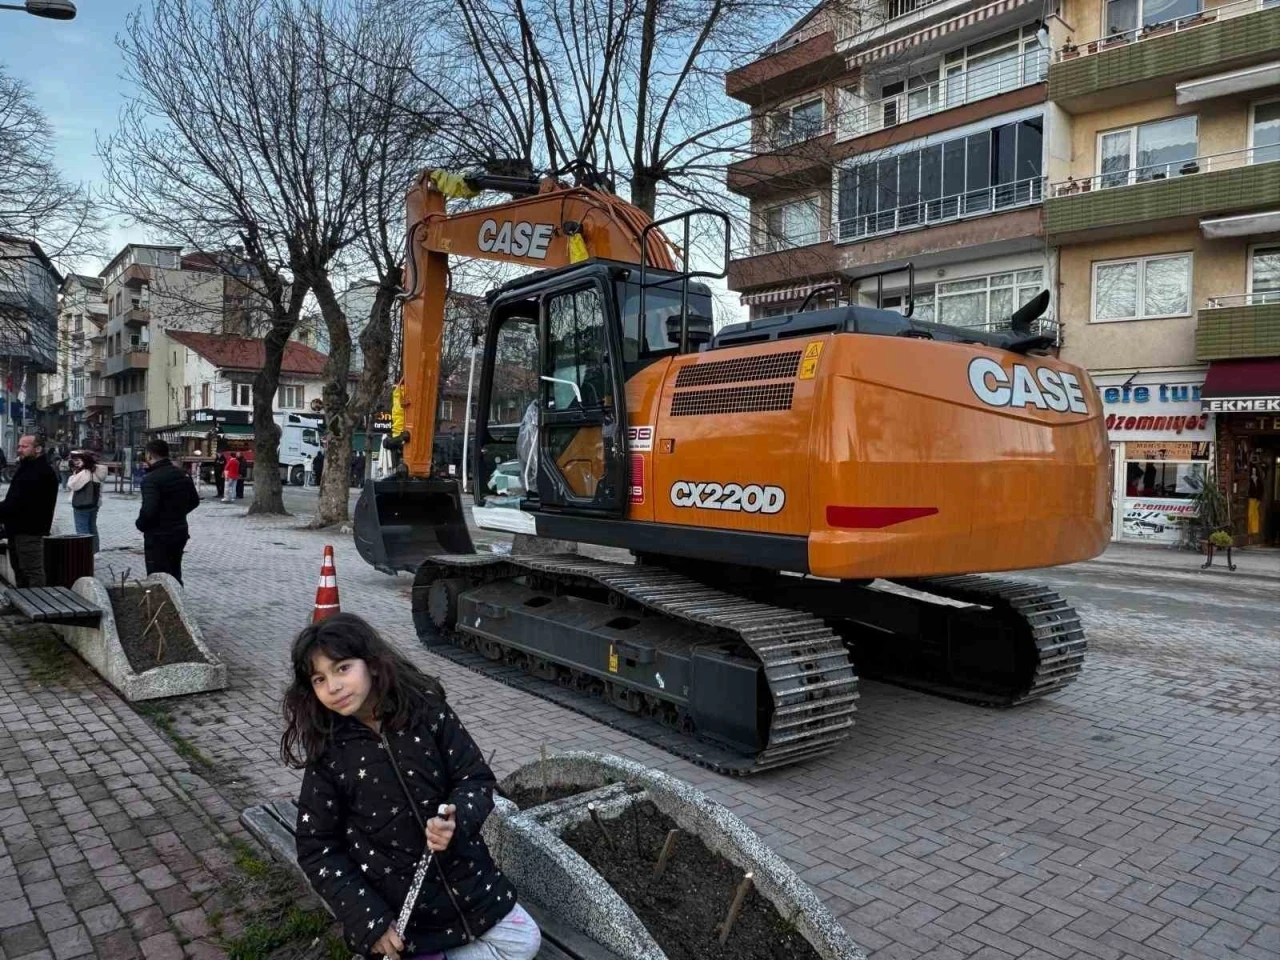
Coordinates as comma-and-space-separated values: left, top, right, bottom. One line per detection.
1076, 557, 1280, 584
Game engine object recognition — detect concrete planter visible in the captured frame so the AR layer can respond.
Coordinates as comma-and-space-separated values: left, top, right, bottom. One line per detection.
57, 573, 227, 701
483, 752, 865, 960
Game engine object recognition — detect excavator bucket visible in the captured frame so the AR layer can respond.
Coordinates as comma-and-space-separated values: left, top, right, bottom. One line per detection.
353, 477, 475, 574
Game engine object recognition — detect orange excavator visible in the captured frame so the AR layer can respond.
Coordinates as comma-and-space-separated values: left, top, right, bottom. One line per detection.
353, 169, 1109, 773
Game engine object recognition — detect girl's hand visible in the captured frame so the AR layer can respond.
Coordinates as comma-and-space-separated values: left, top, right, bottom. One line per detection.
425, 804, 456, 852
371, 924, 404, 959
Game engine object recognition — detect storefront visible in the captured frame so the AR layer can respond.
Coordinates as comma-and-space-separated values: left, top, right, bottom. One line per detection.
1201, 359, 1280, 547
1094, 370, 1215, 544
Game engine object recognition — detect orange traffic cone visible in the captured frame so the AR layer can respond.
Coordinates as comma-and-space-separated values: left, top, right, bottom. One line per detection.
313, 545, 341, 622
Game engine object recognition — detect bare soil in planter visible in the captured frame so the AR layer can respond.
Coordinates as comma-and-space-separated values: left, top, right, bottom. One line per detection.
499, 782, 596, 809
108, 586, 205, 673
561, 800, 820, 960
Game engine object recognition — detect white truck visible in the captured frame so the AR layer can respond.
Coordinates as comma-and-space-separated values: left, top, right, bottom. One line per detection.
278, 411, 323, 485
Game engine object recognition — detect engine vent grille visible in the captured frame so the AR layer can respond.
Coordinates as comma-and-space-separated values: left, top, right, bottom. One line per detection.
670, 383, 794, 417
674, 351, 802, 388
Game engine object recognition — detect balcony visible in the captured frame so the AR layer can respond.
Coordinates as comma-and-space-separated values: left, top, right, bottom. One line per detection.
735, 226, 833, 261
1050, 0, 1280, 113
113, 392, 147, 415
84, 393, 114, 409
837, 175, 1044, 243
1046, 148, 1280, 243
837, 48, 1047, 141
726, 29, 844, 106
123, 306, 150, 326
104, 344, 151, 378
83, 357, 105, 375
1196, 293, 1280, 360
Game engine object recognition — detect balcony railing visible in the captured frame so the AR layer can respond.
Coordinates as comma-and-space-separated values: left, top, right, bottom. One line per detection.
1054, 0, 1269, 61
884, 0, 949, 22
1206, 291, 1280, 308
836, 175, 1044, 242
1050, 145, 1277, 195
838, 48, 1047, 140
737, 225, 832, 259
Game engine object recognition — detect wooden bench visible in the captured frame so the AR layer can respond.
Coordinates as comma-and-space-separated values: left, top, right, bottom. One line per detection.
241, 799, 615, 960
3, 586, 102, 626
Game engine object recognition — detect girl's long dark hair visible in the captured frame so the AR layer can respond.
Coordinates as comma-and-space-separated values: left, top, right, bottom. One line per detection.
280, 612, 444, 768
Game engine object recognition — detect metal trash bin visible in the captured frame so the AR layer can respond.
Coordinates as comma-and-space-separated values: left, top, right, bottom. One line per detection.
43, 535, 94, 588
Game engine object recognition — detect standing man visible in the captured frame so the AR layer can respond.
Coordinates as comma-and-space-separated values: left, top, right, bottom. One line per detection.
0, 435, 59, 586
312, 445, 325, 488
135, 438, 200, 584
213, 451, 226, 501
235, 452, 246, 499
222, 452, 240, 503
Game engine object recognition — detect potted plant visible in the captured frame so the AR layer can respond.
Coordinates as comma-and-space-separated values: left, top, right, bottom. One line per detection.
1203, 529, 1237, 571
1080, 178, 1093, 192
1180, 160, 1200, 175
1061, 40, 1080, 59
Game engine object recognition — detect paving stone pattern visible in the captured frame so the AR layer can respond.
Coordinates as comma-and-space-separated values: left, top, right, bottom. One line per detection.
3, 483, 1278, 960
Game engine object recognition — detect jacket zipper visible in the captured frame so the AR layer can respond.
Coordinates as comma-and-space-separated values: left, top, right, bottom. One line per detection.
380, 731, 475, 942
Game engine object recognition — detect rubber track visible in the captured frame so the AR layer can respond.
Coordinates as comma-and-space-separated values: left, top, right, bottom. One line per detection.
419, 554, 859, 775
889, 574, 1087, 706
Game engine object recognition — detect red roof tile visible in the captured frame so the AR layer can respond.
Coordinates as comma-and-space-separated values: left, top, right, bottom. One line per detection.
167, 331, 328, 376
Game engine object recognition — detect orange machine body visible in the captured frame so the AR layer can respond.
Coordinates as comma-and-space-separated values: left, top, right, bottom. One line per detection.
621, 334, 1109, 580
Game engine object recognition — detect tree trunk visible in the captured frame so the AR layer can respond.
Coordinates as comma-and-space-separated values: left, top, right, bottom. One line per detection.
630, 169, 658, 219
247, 318, 295, 515
312, 271, 355, 528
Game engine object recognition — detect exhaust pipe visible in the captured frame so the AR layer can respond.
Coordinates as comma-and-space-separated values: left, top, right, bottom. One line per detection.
352, 477, 475, 575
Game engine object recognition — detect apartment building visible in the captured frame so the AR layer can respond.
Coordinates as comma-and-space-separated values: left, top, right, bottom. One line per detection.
0, 236, 60, 455
1045, 0, 1279, 545
38, 274, 109, 446
97, 244, 235, 455
725, 0, 1056, 330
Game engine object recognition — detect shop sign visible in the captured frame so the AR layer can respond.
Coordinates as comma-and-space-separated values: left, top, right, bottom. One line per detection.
1100, 381, 1213, 441
1203, 397, 1280, 413
1121, 498, 1196, 543
1124, 441, 1210, 461
1230, 415, 1280, 434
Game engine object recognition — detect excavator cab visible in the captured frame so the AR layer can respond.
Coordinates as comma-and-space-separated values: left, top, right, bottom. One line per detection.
470, 259, 716, 527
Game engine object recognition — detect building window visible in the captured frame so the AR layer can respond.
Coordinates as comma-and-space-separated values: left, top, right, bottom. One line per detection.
916, 268, 1046, 329
184, 385, 192, 410
1092, 254, 1191, 322
756, 197, 822, 252
1106, 0, 1200, 38
441, 400, 454, 421
771, 98, 825, 147
1098, 116, 1198, 188
1251, 100, 1280, 166
277, 385, 305, 408
1250, 245, 1280, 303
836, 117, 1042, 241
201, 383, 210, 407
235, 383, 252, 406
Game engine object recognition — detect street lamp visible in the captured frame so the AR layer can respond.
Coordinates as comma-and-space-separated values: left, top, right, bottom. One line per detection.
0, 0, 77, 18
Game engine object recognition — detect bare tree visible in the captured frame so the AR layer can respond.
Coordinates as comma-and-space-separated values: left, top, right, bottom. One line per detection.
0, 65, 101, 371
102, 0, 422, 515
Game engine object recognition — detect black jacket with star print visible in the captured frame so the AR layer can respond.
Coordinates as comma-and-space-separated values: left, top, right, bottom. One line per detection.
294, 695, 518, 957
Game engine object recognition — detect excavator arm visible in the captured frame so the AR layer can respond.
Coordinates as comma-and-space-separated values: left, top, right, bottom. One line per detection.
399, 170, 677, 478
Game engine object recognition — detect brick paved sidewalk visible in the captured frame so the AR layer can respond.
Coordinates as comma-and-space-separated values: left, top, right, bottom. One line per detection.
0, 616, 322, 960
2, 485, 1278, 960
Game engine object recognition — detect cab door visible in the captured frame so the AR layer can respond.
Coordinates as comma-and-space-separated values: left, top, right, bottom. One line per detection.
536, 283, 627, 515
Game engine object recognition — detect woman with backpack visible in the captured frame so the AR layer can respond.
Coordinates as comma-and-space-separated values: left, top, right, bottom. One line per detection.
68, 451, 108, 553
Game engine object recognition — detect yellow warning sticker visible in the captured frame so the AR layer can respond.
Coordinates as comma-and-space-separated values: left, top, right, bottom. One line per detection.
799, 341, 824, 380
608, 645, 619, 673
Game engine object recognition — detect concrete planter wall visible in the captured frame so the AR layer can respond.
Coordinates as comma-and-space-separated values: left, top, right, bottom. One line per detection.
58, 573, 227, 701
483, 752, 865, 960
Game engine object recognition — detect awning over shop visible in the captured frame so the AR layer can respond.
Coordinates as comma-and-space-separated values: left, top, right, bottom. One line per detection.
847, 0, 1034, 66
739, 279, 840, 306
220, 424, 255, 437
1201, 359, 1280, 413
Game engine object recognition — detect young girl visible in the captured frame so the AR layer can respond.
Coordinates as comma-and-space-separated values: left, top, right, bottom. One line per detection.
282, 613, 541, 960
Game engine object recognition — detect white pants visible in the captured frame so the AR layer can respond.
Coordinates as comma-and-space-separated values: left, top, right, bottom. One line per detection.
441, 904, 541, 960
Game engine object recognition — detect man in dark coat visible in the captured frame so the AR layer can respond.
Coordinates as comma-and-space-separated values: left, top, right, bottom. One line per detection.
135, 438, 200, 584
213, 452, 226, 500
0, 435, 59, 587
